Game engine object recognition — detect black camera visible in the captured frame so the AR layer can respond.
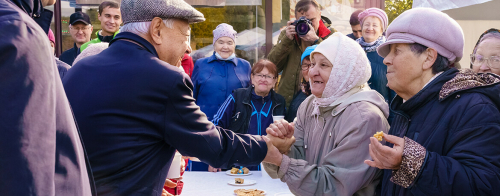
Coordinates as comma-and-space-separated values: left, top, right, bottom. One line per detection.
292, 16, 312, 37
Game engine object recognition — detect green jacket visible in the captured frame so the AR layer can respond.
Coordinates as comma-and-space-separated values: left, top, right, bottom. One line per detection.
268, 17, 335, 108
80, 30, 120, 52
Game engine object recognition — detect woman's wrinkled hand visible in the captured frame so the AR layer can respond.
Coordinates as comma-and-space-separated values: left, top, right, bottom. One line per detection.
208, 165, 221, 172
364, 134, 404, 170
262, 136, 283, 166
266, 119, 294, 139
267, 134, 295, 154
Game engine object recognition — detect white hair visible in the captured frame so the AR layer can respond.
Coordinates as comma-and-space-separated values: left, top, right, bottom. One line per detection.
72, 42, 109, 66
120, 19, 175, 36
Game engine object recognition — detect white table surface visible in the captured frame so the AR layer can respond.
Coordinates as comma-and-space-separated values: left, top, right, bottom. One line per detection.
181, 171, 294, 196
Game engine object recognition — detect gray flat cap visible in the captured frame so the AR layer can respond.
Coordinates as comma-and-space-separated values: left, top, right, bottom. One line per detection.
121, 0, 205, 24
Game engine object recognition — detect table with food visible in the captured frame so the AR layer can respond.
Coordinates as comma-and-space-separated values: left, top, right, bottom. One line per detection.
181, 166, 294, 196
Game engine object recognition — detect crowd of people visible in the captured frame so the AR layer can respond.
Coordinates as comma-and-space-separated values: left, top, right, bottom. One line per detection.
2, 0, 500, 195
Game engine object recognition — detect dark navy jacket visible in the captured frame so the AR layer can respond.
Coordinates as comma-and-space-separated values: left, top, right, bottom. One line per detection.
381, 68, 500, 195
192, 53, 251, 121
60, 43, 81, 65
62, 32, 268, 196
0, 0, 94, 195
366, 51, 396, 104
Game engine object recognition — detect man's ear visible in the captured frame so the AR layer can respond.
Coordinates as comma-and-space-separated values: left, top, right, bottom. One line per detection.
149, 17, 164, 45
423, 48, 438, 71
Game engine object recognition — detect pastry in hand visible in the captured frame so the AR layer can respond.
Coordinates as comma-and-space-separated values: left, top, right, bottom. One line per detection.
235, 178, 244, 184
373, 131, 384, 141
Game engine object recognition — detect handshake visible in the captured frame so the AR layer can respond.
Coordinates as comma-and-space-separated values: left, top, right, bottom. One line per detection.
262, 119, 296, 166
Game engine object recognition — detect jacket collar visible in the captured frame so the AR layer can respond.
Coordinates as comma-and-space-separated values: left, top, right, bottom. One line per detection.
207, 52, 239, 66
73, 43, 81, 55
317, 19, 331, 39
390, 68, 458, 116
9, 0, 42, 18
109, 32, 159, 58
242, 86, 278, 105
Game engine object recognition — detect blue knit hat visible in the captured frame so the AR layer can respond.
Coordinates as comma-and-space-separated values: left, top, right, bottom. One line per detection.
301, 45, 317, 64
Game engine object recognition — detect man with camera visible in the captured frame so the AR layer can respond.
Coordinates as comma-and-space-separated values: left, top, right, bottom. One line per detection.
268, 0, 335, 108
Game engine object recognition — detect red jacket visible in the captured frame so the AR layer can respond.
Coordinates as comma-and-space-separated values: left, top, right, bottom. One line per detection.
181, 54, 194, 77
165, 159, 188, 195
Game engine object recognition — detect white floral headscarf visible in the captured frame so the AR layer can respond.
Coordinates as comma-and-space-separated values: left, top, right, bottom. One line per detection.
310, 32, 372, 116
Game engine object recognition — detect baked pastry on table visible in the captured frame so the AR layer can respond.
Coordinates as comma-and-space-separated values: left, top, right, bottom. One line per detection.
234, 189, 265, 196
235, 178, 244, 184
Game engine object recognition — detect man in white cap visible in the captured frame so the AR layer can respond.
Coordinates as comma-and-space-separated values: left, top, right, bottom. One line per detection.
62, 0, 289, 195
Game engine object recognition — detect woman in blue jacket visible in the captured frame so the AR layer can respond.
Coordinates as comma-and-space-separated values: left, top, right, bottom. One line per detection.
210, 59, 286, 171
192, 23, 251, 122
356, 8, 396, 104
191, 23, 252, 171
365, 8, 500, 196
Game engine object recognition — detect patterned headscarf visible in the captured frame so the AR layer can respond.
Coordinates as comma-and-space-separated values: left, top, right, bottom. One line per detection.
310, 32, 371, 116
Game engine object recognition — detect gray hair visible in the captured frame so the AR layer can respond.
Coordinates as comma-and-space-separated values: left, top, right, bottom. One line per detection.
120, 19, 175, 36
72, 42, 109, 66
410, 43, 450, 74
473, 31, 500, 54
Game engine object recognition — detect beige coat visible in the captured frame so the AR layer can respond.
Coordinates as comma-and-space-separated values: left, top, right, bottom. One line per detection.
264, 87, 390, 196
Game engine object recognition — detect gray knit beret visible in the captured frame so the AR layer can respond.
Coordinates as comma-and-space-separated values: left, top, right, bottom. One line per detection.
121, 0, 205, 24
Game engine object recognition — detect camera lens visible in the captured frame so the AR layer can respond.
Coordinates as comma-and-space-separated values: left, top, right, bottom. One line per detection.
296, 23, 309, 35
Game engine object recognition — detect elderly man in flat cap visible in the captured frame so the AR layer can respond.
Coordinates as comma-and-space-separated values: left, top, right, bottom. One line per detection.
62, 0, 289, 195
364, 8, 500, 196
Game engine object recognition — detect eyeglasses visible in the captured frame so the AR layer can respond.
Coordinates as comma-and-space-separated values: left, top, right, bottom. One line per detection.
470, 54, 500, 69
70, 26, 91, 31
253, 74, 276, 80
301, 63, 311, 70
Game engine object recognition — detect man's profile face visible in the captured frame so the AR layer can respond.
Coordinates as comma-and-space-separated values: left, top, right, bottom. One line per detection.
70, 22, 92, 45
351, 24, 362, 39
158, 19, 192, 66
98, 6, 122, 35
295, 5, 321, 33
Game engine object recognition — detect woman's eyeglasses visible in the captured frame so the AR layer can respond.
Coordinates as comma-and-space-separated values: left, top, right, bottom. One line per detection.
253, 74, 276, 80
470, 54, 500, 69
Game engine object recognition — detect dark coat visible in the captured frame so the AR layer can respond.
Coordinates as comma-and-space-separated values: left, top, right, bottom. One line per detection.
0, 0, 95, 195
62, 32, 268, 196
192, 53, 251, 121
285, 90, 308, 122
213, 86, 286, 134
366, 51, 396, 104
381, 68, 500, 196
60, 43, 81, 65
56, 58, 71, 79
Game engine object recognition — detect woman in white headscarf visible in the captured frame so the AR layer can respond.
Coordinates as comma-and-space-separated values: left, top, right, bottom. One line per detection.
263, 32, 390, 196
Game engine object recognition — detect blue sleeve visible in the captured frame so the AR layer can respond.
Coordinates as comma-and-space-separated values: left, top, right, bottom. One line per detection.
408, 103, 500, 195
212, 94, 235, 129
191, 61, 201, 100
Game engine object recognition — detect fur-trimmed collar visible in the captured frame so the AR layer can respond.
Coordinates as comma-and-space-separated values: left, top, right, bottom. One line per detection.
440, 69, 500, 100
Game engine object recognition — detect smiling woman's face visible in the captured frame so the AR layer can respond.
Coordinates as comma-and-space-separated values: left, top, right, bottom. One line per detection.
309, 53, 333, 98
214, 37, 235, 59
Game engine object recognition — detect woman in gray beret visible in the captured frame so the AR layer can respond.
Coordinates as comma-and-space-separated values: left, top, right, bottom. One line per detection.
365, 8, 500, 196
